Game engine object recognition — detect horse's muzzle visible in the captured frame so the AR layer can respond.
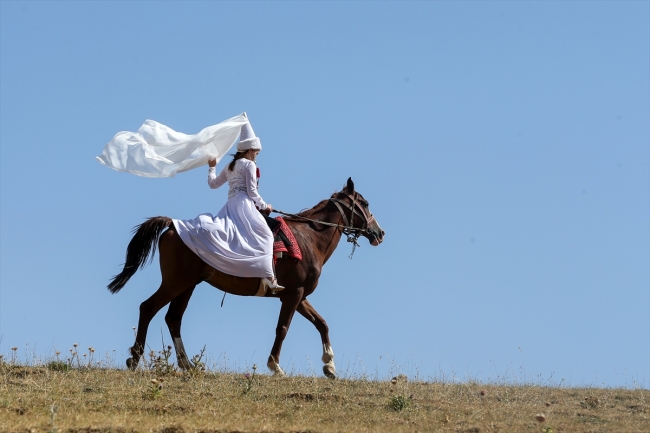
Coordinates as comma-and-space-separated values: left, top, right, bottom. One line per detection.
367, 225, 385, 246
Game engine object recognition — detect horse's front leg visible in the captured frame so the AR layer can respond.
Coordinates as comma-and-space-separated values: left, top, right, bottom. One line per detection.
164, 286, 196, 370
267, 286, 304, 376
297, 299, 336, 379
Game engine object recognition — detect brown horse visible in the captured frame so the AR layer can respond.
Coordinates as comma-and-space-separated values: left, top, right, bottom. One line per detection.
108, 178, 384, 378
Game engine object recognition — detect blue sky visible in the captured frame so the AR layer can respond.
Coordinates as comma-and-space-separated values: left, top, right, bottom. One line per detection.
1, 1, 648, 387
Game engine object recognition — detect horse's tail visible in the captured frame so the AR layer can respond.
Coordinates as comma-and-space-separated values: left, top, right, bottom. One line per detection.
108, 216, 173, 294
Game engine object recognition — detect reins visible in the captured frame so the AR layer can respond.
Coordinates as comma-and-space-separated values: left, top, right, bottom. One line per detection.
271, 208, 368, 234
271, 195, 374, 259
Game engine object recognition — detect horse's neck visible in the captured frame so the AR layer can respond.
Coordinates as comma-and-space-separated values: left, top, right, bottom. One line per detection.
302, 203, 345, 265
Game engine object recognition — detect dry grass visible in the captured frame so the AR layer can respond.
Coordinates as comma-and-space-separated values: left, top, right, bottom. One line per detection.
1, 362, 648, 433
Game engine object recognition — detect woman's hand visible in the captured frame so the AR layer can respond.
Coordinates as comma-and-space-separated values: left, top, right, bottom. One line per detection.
259, 204, 272, 216
208, 157, 216, 167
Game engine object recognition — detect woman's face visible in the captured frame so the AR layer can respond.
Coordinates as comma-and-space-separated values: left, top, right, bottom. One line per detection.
248, 149, 260, 161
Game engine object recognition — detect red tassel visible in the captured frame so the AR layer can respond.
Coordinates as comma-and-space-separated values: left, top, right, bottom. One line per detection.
256, 167, 261, 178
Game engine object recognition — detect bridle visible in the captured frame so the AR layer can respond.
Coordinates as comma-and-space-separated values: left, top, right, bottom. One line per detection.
329, 193, 375, 232
271, 192, 376, 258
329, 193, 376, 258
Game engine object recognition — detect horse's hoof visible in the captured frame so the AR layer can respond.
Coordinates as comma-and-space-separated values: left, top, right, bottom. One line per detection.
126, 358, 138, 370
272, 369, 287, 377
267, 357, 286, 377
323, 364, 336, 379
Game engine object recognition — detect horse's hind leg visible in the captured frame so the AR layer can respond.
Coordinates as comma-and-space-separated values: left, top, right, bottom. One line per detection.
165, 286, 196, 370
127, 282, 185, 370
297, 299, 336, 379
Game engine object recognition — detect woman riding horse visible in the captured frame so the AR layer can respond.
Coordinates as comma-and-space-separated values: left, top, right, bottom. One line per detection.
173, 118, 283, 293
107, 120, 385, 377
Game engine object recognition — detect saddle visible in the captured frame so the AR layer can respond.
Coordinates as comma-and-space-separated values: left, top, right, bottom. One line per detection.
262, 214, 290, 248
262, 215, 302, 261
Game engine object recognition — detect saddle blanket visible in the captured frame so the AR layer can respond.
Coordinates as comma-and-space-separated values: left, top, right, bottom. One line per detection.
272, 217, 302, 261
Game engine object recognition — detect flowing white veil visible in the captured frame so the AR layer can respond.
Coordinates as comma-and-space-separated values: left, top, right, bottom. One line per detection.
96, 113, 250, 178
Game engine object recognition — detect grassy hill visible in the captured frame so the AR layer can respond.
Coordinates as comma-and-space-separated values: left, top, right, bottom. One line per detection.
1, 361, 648, 432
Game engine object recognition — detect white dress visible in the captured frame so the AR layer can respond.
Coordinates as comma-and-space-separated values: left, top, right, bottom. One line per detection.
172, 159, 274, 278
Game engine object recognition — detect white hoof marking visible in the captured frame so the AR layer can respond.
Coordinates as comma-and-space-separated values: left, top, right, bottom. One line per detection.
321, 344, 334, 363
267, 357, 286, 377
321, 344, 336, 377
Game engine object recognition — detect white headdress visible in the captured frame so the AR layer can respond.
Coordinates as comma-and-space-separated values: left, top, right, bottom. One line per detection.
236, 113, 262, 152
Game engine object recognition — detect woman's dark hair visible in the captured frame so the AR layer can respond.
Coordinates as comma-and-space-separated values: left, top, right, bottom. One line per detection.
228, 151, 247, 171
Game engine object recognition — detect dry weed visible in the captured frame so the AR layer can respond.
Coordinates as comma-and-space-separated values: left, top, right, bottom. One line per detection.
0, 362, 648, 432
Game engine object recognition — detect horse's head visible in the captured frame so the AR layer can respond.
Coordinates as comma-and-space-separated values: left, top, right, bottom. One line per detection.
331, 177, 385, 246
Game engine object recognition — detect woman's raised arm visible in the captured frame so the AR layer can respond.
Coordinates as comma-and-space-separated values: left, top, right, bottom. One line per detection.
208, 165, 227, 189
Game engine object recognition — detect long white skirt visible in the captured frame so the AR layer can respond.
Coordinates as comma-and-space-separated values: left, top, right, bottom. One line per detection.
173, 192, 274, 278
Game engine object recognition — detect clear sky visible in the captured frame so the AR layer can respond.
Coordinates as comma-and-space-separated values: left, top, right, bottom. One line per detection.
1, 1, 648, 388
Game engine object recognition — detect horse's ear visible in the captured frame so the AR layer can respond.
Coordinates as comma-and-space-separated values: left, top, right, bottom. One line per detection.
346, 177, 355, 194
